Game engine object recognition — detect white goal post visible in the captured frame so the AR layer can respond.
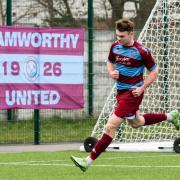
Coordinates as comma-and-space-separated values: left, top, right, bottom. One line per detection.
83, 0, 180, 152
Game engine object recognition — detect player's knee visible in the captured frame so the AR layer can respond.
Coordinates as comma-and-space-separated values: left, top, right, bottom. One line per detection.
105, 123, 116, 132
130, 123, 141, 128
105, 123, 117, 137
128, 115, 144, 128
130, 120, 144, 128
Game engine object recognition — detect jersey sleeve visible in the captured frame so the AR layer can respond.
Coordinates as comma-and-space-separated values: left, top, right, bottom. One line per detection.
142, 48, 157, 71
108, 44, 116, 64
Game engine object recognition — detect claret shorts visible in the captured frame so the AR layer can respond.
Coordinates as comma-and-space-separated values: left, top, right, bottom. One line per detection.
114, 90, 144, 119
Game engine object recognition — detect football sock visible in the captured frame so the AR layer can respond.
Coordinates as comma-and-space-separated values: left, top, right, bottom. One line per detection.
85, 156, 93, 165
90, 133, 113, 160
166, 113, 173, 121
143, 113, 167, 125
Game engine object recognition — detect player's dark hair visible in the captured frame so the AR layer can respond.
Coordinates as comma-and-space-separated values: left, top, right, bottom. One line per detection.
115, 19, 134, 32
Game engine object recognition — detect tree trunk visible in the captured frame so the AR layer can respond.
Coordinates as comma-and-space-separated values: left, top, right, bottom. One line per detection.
108, 0, 124, 22
0, 0, 5, 25
134, 0, 157, 30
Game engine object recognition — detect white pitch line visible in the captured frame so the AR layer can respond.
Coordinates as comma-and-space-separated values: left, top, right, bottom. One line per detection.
102, 154, 180, 160
0, 159, 68, 165
0, 154, 179, 165
94, 164, 180, 168
0, 162, 73, 166
0, 161, 180, 168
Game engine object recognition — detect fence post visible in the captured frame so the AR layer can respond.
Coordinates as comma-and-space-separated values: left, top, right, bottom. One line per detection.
88, 0, 94, 115
6, 0, 13, 121
6, 0, 12, 25
34, 109, 40, 145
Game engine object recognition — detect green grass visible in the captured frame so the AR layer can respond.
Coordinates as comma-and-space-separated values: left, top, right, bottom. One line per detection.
0, 151, 179, 180
41, 117, 96, 142
0, 117, 96, 144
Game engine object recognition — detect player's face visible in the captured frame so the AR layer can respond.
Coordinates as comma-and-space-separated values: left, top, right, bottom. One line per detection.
116, 30, 134, 46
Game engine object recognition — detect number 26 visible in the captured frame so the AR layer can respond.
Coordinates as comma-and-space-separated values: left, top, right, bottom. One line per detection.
43, 62, 61, 76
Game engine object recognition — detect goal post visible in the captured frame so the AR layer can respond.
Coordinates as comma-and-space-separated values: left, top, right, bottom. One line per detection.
87, 0, 180, 152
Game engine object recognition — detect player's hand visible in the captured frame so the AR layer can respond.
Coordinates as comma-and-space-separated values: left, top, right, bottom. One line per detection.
132, 86, 145, 97
110, 70, 119, 80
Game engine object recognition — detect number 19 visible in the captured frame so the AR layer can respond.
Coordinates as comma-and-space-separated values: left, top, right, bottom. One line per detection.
2, 61, 20, 75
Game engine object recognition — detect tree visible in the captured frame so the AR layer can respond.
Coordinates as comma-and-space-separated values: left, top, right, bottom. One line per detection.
0, 0, 43, 26
108, 0, 124, 22
0, 0, 5, 25
35, 0, 76, 27
13, 2, 39, 25
134, 0, 156, 30
107, 0, 157, 30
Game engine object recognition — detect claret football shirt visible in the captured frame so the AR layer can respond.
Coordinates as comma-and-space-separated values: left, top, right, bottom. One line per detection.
108, 41, 157, 90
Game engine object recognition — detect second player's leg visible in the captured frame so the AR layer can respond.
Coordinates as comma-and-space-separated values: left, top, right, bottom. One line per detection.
128, 111, 145, 128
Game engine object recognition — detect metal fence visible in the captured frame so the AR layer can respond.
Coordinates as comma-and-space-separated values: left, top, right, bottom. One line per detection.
0, 0, 119, 144
0, 0, 146, 144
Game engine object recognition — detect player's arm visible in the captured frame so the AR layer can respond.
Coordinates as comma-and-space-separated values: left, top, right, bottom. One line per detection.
107, 61, 119, 80
132, 67, 158, 97
142, 67, 158, 90
132, 47, 158, 97
142, 49, 159, 90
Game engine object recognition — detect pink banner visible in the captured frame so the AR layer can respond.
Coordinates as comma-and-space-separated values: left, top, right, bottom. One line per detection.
0, 26, 84, 55
0, 84, 83, 109
0, 26, 84, 109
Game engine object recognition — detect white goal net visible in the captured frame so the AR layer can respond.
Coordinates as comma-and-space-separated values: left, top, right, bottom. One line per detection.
90, 0, 180, 151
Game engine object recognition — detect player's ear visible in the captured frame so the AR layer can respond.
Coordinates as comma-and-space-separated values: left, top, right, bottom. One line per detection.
129, 31, 135, 36
127, 31, 133, 36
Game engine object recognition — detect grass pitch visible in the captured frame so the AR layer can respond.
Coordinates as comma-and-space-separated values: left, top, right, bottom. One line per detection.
0, 151, 179, 180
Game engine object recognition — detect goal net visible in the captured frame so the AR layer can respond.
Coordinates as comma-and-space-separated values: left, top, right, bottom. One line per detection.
90, 0, 180, 152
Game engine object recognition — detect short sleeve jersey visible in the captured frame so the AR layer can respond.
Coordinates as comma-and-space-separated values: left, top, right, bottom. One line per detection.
108, 41, 157, 90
